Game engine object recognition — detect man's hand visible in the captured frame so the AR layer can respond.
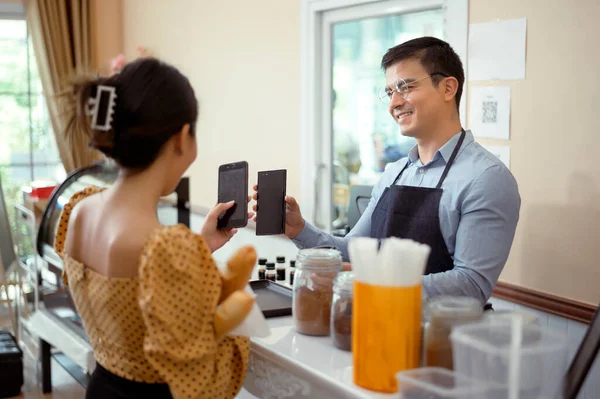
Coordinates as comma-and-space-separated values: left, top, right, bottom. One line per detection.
251, 185, 305, 239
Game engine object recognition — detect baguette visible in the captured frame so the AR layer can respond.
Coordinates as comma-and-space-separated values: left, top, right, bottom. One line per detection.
214, 290, 255, 339
219, 245, 257, 302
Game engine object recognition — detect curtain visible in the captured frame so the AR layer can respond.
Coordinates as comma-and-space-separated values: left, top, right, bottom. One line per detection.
25, 0, 102, 173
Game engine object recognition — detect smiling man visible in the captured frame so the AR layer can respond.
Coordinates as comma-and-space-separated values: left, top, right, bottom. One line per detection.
256, 37, 521, 305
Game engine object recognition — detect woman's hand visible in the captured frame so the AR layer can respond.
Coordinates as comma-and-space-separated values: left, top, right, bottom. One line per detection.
201, 198, 254, 253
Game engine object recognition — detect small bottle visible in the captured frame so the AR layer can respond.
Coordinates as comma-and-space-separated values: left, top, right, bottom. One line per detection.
266, 263, 276, 282
289, 260, 296, 285
276, 256, 286, 281
257, 258, 267, 280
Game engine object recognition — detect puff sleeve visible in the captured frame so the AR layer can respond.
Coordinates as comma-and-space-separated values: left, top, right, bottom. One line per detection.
53, 186, 105, 286
138, 225, 250, 399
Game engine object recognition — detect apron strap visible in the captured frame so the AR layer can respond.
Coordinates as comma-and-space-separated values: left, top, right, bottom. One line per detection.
435, 129, 466, 189
391, 160, 410, 186
390, 129, 467, 189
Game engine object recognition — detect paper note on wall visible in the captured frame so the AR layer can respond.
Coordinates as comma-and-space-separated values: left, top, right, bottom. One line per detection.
468, 18, 527, 81
481, 145, 511, 169
469, 86, 511, 140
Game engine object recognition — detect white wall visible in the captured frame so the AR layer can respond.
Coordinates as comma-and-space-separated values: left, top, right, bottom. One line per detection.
123, 0, 301, 208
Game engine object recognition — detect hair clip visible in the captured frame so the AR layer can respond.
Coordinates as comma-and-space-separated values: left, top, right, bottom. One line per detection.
87, 85, 117, 131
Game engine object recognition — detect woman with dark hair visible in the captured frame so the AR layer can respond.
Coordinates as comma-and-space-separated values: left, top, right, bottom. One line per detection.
55, 57, 254, 399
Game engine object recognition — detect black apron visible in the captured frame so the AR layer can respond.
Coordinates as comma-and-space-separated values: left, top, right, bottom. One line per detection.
370, 130, 466, 276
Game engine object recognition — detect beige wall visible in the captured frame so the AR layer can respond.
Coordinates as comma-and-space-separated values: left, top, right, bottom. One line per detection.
123, 0, 301, 208
90, 0, 123, 75
469, 0, 600, 305
123, 0, 599, 304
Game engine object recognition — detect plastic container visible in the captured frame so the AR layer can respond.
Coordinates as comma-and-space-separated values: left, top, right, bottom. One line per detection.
451, 317, 569, 399
292, 248, 341, 336
30, 181, 57, 199
331, 271, 353, 350
396, 367, 504, 399
482, 309, 539, 326
423, 296, 483, 369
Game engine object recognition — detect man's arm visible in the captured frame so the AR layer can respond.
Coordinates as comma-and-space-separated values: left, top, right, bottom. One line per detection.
422, 165, 521, 304
292, 194, 377, 261
291, 160, 406, 260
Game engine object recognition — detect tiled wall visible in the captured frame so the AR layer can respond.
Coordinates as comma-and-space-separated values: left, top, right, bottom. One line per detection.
491, 297, 599, 399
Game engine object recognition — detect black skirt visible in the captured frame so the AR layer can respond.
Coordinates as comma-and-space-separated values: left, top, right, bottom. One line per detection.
86, 363, 173, 399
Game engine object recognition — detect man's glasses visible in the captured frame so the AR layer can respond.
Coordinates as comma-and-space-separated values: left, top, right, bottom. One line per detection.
378, 72, 448, 104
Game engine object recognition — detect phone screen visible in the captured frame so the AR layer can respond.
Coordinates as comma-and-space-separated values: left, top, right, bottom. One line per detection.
218, 162, 248, 228
256, 169, 286, 236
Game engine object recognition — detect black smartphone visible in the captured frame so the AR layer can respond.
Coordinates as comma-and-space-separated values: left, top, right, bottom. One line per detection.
256, 169, 287, 236
217, 161, 248, 229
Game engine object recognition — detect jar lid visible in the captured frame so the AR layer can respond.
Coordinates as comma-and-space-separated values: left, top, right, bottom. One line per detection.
276, 256, 285, 263
266, 263, 275, 270
258, 258, 267, 265
289, 260, 296, 268
296, 248, 342, 270
334, 271, 354, 292
426, 296, 482, 320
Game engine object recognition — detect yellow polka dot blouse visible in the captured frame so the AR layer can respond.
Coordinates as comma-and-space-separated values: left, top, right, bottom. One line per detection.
54, 186, 250, 399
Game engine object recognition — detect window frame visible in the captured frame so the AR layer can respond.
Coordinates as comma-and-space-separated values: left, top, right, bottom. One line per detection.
299, 0, 468, 231
0, 3, 61, 178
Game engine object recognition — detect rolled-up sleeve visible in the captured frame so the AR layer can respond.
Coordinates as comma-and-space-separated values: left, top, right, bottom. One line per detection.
422, 165, 521, 304
291, 161, 403, 260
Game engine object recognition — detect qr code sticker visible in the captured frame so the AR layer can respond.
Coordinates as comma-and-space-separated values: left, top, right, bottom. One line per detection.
482, 101, 498, 124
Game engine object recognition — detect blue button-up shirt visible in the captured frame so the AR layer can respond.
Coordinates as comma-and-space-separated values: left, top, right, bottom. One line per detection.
293, 130, 521, 304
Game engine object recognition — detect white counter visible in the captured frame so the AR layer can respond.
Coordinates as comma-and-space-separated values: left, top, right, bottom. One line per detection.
243, 316, 397, 399
188, 212, 396, 398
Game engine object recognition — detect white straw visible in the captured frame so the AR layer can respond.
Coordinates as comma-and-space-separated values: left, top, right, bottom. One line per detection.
349, 238, 431, 286
508, 315, 522, 399
378, 238, 401, 285
349, 238, 379, 284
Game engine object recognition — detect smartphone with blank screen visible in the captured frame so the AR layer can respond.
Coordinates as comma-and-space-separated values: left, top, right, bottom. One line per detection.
217, 161, 248, 229
256, 169, 287, 236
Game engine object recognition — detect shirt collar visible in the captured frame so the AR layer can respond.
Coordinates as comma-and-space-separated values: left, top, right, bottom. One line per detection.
407, 130, 474, 166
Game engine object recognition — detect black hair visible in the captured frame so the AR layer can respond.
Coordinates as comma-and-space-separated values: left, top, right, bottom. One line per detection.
381, 37, 464, 111
67, 57, 198, 169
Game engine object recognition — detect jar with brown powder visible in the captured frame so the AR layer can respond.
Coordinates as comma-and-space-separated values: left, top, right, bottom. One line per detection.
423, 296, 482, 370
331, 271, 353, 351
292, 248, 341, 336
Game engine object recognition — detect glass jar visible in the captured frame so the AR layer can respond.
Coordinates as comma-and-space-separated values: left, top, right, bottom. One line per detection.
331, 271, 353, 351
292, 248, 342, 336
423, 296, 483, 370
